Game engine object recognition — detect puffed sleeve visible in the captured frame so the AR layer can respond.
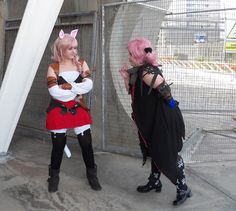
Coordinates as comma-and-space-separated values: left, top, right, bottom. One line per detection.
70, 78, 93, 95
48, 85, 77, 102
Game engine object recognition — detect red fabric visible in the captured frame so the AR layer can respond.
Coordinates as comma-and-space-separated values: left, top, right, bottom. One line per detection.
46, 100, 92, 130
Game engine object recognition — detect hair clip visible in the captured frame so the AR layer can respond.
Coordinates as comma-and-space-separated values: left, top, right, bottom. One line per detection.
144, 47, 152, 53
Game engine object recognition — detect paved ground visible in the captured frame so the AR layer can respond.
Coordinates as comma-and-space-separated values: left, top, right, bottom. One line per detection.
0, 133, 236, 211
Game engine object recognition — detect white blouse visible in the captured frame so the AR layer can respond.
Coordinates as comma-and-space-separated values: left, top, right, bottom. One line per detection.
48, 71, 93, 102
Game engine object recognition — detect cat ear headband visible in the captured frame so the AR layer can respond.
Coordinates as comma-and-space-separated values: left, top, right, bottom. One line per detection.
59, 29, 78, 39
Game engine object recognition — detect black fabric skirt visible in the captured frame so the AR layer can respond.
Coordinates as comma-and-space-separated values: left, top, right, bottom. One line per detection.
131, 77, 185, 184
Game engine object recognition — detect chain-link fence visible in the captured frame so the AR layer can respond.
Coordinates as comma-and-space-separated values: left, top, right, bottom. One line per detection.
3, 1, 236, 162
102, 0, 236, 162
4, 11, 98, 142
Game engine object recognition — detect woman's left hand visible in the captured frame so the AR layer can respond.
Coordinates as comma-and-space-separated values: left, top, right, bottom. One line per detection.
60, 83, 72, 90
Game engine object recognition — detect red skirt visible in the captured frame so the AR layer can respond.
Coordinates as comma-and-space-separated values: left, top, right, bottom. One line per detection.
46, 100, 92, 130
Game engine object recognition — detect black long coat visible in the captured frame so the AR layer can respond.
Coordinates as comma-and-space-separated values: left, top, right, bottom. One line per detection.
130, 64, 185, 184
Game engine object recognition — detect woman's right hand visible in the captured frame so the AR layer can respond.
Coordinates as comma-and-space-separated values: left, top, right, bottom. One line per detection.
119, 64, 129, 80
119, 64, 130, 92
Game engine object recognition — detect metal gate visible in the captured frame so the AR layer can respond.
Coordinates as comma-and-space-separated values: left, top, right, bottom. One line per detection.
102, 0, 236, 162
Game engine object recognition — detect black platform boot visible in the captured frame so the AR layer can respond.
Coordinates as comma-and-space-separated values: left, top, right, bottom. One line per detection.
48, 166, 60, 193
137, 172, 162, 193
173, 187, 192, 206
86, 164, 102, 191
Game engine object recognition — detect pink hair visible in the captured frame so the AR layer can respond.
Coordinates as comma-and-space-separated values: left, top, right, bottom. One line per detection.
52, 34, 78, 62
127, 37, 158, 66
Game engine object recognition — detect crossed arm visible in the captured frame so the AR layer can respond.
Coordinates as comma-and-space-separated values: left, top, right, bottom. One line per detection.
47, 62, 93, 102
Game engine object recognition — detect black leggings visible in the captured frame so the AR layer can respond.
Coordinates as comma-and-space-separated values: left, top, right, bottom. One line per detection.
77, 129, 95, 169
176, 155, 187, 191
50, 129, 95, 170
151, 155, 187, 191
50, 132, 66, 170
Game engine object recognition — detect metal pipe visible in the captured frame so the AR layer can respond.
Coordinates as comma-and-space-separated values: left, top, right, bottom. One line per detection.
101, 5, 106, 150
167, 7, 236, 16
103, 0, 158, 7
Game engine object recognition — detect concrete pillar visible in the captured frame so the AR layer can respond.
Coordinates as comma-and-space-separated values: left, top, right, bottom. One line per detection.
0, 0, 7, 85
0, 0, 64, 153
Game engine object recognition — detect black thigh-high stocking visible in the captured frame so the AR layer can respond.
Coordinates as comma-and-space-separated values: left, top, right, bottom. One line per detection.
50, 132, 66, 170
77, 129, 95, 169
176, 155, 187, 191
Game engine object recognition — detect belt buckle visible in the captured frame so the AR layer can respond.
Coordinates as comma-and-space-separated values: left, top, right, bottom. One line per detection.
68, 108, 77, 115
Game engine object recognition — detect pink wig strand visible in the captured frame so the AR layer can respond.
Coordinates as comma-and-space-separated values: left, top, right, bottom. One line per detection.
127, 37, 158, 66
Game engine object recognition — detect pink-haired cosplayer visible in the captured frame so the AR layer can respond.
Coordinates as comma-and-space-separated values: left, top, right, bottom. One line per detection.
46, 29, 101, 192
120, 38, 192, 206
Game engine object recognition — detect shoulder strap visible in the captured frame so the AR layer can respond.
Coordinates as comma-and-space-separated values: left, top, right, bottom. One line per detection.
146, 65, 162, 95
139, 64, 163, 95
79, 58, 84, 66
49, 63, 59, 76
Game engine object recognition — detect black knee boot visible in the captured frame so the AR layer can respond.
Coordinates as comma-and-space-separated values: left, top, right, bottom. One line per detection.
173, 155, 192, 206
48, 132, 66, 193
137, 173, 162, 192
77, 129, 102, 191
48, 166, 60, 192
173, 187, 192, 206
137, 160, 162, 193
86, 164, 102, 191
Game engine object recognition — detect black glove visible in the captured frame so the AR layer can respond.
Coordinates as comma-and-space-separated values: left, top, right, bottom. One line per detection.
158, 82, 178, 109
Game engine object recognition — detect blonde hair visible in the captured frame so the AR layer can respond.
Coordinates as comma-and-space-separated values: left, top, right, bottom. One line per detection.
52, 34, 78, 62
